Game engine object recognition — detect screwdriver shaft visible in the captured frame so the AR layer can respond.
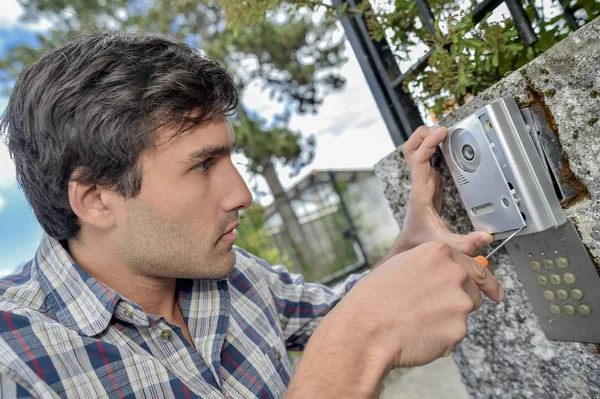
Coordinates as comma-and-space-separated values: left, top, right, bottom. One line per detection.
485, 226, 525, 259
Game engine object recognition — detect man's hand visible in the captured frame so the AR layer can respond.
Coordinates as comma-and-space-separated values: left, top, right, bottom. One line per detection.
387, 126, 493, 260
286, 241, 504, 398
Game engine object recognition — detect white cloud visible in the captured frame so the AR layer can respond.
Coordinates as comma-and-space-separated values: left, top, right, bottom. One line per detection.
0, 0, 53, 31
241, 34, 397, 200
0, 0, 25, 27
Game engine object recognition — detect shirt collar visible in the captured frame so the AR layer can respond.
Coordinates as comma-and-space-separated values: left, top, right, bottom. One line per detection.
35, 234, 123, 337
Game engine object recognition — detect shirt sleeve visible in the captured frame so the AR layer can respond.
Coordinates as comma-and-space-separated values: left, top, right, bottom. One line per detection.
0, 370, 40, 399
246, 251, 367, 351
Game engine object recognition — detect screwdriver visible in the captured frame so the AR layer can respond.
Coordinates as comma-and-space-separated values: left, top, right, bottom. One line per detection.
474, 226, 525, 268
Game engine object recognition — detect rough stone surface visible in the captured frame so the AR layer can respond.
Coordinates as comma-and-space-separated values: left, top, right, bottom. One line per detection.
374, 17, 600, 399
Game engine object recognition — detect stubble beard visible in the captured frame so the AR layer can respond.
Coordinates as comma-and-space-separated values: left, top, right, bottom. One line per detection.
119, 205, 237, 280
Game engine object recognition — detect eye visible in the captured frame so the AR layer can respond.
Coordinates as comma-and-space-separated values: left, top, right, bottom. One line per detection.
194, 158, 213, 172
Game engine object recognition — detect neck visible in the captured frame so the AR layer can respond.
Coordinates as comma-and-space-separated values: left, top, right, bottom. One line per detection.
67, 236, 179, 320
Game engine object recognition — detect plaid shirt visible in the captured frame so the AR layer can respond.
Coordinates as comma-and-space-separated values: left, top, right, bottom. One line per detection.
0, 235, 364, 398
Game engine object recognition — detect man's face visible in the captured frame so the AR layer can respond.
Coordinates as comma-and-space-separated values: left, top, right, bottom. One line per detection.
114, 119, 252, 279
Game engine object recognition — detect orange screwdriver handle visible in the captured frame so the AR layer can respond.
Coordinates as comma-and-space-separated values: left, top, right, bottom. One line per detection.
474, 255, 489, 268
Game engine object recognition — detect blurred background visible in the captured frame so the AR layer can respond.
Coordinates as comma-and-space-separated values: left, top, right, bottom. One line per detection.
1, 1, 598, 397
1, 0, 598, 285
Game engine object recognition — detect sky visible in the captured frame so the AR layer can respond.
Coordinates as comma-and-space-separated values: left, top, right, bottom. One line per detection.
0, 0, 400, 275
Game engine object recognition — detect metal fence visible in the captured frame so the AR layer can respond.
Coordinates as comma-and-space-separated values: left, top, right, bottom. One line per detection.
236, 171, 367, 284
236, 170, 399, 285
334, 0, 590, 147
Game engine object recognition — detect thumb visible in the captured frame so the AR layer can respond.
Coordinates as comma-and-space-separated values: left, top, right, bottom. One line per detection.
447, 231, 493, 255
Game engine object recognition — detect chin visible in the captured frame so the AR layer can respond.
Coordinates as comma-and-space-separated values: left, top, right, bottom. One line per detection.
203, 250, 237, 279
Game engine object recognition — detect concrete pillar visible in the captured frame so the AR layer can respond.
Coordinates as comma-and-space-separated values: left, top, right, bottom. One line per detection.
374, 17, 600, 398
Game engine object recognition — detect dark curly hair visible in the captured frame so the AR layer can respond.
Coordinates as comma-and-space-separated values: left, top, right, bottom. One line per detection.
0, 32, 238, 240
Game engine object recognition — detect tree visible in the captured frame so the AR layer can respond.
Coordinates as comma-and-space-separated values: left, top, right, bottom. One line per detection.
217, 0, 600, 117
205, 15, 346, 271
0, 0, 348, 272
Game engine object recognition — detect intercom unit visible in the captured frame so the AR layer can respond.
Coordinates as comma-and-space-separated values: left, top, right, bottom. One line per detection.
440, 96, 600, 343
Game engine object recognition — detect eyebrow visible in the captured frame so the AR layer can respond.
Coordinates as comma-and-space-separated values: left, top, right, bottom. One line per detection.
183, 141, 238, 164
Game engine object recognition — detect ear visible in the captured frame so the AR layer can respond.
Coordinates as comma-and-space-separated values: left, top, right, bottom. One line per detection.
67, 175, 118, 231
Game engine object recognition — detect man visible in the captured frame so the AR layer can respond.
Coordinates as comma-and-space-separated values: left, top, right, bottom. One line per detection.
0, 32, 501, 398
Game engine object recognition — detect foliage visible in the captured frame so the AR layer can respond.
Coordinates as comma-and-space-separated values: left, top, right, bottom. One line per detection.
204, 13, 345, 174
0, 0, 349, 276
217, 0, 600, 117
236, 203, 293, 268
0, 0, 346, 170
206, 15, 346, 114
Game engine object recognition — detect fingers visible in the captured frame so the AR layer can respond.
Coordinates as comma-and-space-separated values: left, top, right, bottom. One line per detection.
402, 126, 432, 164
447, 231, 494, 256
451, 249, 504, 303
410, 128, 448, 187
402, 126, 448, 168
432, 171, 443, 214
462, 278, 483, 311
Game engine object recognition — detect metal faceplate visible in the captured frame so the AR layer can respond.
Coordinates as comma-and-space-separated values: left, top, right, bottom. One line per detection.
440, 96, 566, 240
506, 220, 600, 343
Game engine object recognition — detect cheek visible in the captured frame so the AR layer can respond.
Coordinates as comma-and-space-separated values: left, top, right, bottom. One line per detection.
145, 176, 219, 225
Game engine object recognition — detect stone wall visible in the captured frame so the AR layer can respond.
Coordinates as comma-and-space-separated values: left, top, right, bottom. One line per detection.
374, 17, 600, 398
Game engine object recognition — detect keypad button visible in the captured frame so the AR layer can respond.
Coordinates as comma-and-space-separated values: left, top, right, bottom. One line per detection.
578, 305, 591, 317
543, 290, 555, 301
530, 261, 541, 272
556, 289, 568, 300
537, 275, 549, 286
549, 274, 562, 285
571, 289, 584, 301
563, 305, 576, 316
542, 259, 554, 270
563, 273, 576, 285
555, 257, 569, 269
160, 329, 173, 340
550, 304, 561, 315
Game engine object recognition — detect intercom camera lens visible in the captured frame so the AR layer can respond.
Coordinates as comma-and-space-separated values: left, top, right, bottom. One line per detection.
461, 144, 475, 161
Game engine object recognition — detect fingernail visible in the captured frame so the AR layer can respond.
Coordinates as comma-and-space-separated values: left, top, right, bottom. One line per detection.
499, 286, 505, 301
476, 233, 493, 246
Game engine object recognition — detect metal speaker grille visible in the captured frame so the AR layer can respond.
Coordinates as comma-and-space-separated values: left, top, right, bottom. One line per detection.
452, 170, 469, 186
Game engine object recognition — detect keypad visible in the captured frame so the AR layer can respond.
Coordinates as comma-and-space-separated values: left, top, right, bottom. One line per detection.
571, 289, 584, 301
542, 259, 555, 270
563, 273, 576, 285
556, 289, 568, 300
549, 274, 561, 285
529, 256, 591, 318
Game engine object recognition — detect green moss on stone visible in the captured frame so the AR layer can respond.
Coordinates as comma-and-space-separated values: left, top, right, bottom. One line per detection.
587, 117, 599, 126
544, 89, 557, 97
540, 67, 550, 74
591, 90, 598, 98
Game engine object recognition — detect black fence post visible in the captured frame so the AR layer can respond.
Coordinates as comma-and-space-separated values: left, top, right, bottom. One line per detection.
504, 0, 538, 46
328, 171, 370, 268
333, 0, 424, 146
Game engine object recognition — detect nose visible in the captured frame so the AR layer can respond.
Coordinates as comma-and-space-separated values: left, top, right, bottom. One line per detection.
221, 161, 252, 212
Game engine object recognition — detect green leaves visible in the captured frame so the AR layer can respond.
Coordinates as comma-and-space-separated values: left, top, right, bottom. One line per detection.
505, 43, 525, 52
492, 50, 500, 67
465, 37, 484, 48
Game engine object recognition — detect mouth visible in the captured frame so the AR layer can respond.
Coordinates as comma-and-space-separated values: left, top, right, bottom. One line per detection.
218, 221, 240, 244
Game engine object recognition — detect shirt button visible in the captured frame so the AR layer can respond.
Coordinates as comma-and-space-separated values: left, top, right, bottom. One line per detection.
124, 308, 134, 318
276, 350, 282, 361
160, 329, 173, 340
